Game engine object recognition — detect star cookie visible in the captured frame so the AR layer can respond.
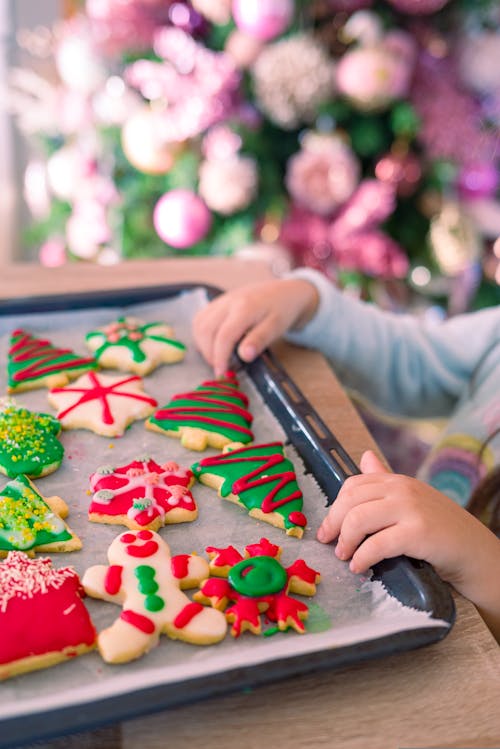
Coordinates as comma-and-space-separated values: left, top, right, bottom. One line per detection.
48, 371, 158, 437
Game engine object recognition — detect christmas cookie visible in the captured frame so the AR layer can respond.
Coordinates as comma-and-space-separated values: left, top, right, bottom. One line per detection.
7, 329, 96, 393
191, 441, 308, 538
194, 539, 320, 637
85, 316, 186, 376
82, 529, 227, 663
146, 371, 254, 451
0, 400, 64, 478
0, 552, 96, 680
48, 371, 158, 437
0, 474, 81, 556
89, 456, 197, 531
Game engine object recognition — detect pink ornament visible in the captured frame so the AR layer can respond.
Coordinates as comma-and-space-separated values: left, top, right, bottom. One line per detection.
39, 239, 67, 267
457, 163, 499, 202
385, 0, 450, 12
232, 0, 293, 41
153, 189, 212, 248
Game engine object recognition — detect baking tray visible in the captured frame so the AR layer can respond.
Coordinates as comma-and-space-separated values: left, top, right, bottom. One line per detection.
0, 283, 455, 748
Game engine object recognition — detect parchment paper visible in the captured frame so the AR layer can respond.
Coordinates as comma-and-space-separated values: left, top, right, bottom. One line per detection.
0, 287, 449, 721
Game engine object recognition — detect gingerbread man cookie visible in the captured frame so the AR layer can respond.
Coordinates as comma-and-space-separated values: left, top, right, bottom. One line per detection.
82, 530, 227, 663
85, 316, 186, 376
0, 400, 64, 478
0, 552, 96, 680
194, 538, 321, 637
48, 371, 158, 437
88, 456, 197, 531
146, 371, 254, 451
0, 474, 81, 557
7, 329, 96, 393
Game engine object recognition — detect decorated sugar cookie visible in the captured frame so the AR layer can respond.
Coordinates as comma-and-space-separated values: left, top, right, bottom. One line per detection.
7, 329, 96, 393
85, 316, 186, 376
82, 529, 227, 663
194, 539, 320, 637
0, 552, 97, 680
191, 441, 308, 538
0, 474, 81, 556
146, 371, 254, 451
48, 371, 158, 437
0, 400, 64, 479
89, 456, 197, 531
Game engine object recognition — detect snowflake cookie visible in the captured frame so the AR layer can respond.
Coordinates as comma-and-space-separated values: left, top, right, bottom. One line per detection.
0, 474, 81, 557
85, 316, 186, 376
194, 539, 321, 637
89, 456, 197, 531
0, 552, 96, 680
48, 371, 158, 437
82, 529, 227, 663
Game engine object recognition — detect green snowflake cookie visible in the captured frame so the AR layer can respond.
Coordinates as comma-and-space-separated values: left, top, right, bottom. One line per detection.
0, 401, 64, 478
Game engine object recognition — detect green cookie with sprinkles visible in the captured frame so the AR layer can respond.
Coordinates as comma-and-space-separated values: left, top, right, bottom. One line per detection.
0, 400, 64, 478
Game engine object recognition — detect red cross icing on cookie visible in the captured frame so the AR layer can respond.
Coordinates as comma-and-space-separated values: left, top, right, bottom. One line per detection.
82, 530, 227, 663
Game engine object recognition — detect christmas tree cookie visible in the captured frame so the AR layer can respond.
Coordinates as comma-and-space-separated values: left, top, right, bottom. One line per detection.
146, 371, 254, 451
0, 474, 81, 556
191, 442, 308, 538
7, 329, 96, 393
0, 400, 64, 479
0, 552, 96, 680
89, 456, 197, 531
85, 316, 186, 376
194, 539, 320, 637
48, 371, 158, 437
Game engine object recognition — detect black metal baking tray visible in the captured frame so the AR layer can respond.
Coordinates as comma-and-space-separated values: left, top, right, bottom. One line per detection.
0, 282, 455, 749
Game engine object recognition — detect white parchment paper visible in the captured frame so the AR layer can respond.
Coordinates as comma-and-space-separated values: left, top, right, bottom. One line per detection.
0, 288, 449, 721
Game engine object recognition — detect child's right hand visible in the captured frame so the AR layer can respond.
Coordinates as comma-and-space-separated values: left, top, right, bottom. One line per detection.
193, 278, 319, 377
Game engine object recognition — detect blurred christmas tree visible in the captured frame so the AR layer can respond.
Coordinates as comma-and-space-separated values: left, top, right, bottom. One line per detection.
7, 0, 500, 313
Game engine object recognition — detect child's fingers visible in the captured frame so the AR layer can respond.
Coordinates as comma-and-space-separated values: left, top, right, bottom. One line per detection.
192, 299, 229, 366
317, 476, 390, 543
212, 310, 261, 377
335, 498, 398, 561
349, 526, 408, 574
237, 313, 284, 364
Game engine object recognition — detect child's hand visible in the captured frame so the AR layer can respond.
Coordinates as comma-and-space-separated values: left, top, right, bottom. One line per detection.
193, 279, 318, 377
317, 451, 500, 641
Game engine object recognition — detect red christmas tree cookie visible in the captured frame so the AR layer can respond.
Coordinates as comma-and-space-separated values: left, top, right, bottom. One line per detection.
89, 456, 197, 531
48, 371, 158, 437
7, 329, 96, 393
146, 371, 254, 451
191, 441, 308, 538
0, 552, 96, 680
194, 539, 321, 637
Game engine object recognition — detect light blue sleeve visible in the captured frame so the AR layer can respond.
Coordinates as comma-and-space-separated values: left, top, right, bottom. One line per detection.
284, 268, 500, 418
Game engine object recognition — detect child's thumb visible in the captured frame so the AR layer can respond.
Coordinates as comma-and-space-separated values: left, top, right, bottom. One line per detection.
359, 450, 391, 475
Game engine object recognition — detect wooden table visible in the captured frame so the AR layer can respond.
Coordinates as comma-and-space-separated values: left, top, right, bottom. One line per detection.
2, 258, 500, 749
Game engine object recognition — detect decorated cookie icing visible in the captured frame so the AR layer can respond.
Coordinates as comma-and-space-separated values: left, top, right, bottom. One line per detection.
89, 456, 197, 531
85, 317, 186, 376
0, 474, 81, 555
82, 529, 227, 663
0, 400, 64, 479
7, 329, 96, 393
0, 552, 96, 680
194, 539, 320, 637
191, 441, 307, 537
146, 371, 254, 451
48, 371, 158, 437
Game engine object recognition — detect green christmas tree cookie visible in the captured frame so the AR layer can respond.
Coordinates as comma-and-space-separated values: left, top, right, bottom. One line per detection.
0, 401, 64, 478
